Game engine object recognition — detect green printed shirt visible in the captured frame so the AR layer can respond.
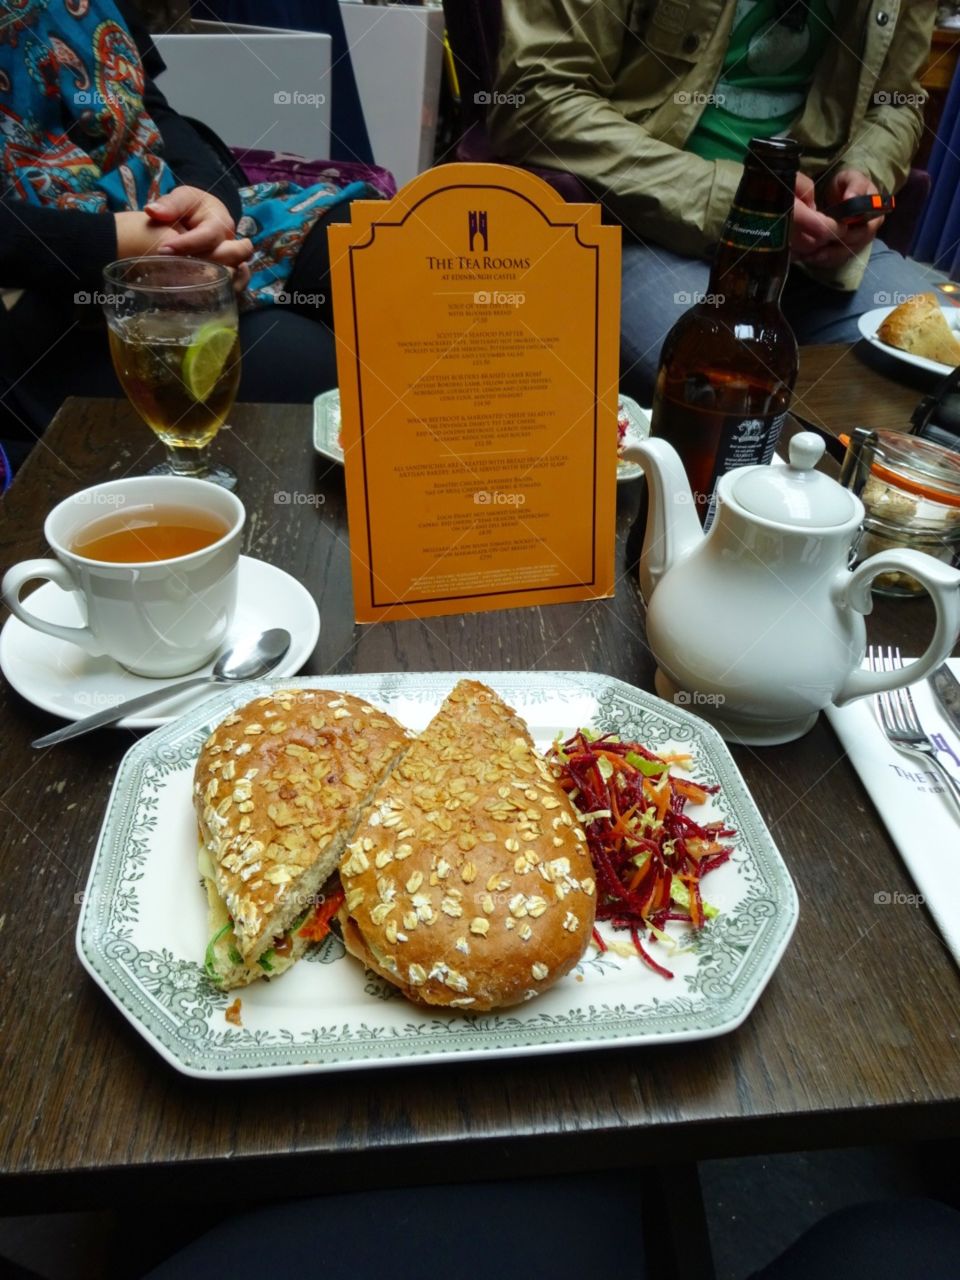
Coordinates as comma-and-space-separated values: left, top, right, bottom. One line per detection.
490, 0, 936, 287
687, 0, 837, 162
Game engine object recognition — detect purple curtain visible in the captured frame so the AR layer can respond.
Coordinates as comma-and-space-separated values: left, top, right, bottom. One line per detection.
913, 65, 960, 280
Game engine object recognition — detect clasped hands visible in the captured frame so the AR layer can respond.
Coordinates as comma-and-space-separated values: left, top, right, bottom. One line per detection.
116, 173, 882, 285
114, 186, 254, 290
791, 169, 885, 270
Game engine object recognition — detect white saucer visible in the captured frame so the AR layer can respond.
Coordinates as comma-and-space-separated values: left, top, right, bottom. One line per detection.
0, 556, 320, 730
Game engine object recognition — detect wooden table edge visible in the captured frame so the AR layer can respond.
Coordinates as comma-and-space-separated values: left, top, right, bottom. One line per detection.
3, 1097, 958, 1214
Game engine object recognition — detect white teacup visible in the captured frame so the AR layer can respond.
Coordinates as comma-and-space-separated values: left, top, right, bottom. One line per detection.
2, 476, 244, 677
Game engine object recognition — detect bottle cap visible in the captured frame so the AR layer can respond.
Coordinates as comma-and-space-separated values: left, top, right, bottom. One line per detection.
730, 432, 858, 527
746, 137, 801, 172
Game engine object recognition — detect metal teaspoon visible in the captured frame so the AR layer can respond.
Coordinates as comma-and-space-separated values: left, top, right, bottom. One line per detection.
32, 627, 292, 747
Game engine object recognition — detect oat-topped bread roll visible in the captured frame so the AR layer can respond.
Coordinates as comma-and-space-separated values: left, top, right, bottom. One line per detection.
338, 679, 596, 1010
877, 292, 960, 367
195, 689, 412, 989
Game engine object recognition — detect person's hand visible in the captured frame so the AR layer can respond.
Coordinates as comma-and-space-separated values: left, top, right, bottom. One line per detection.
232, 261, 251, 294
113, 210, 184, 259
791, 173, 839, 257
143, 186, 253, 269
114, 200, 253, 293
802, 169, 884, 271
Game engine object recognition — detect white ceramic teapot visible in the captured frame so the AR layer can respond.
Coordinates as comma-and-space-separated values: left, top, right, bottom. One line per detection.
622, 432, 960, 744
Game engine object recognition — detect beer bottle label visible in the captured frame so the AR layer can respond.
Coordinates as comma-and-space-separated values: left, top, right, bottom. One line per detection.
721, 206, 788, 253
703, 411, 787, 530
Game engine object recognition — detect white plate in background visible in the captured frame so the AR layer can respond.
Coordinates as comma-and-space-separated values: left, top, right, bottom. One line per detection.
857, 304, 960, 377
313, 390, 652, 483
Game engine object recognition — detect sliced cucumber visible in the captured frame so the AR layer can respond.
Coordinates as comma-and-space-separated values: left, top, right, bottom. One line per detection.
204, 921, 234, 982
626, 751, 667, 777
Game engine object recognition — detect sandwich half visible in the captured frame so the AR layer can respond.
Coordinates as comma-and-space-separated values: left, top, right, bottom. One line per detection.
338, 679, 597, 1010
194, 688, 412, 989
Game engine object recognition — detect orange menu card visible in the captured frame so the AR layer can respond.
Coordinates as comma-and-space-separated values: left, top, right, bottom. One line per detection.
329, 163, 621, 623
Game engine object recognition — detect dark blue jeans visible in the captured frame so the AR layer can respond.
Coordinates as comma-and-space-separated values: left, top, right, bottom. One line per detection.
619, 238, 936, 404
142, 1183, 960, 1280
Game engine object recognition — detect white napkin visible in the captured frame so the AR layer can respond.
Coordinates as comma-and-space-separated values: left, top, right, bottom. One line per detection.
824, 659, 960, 964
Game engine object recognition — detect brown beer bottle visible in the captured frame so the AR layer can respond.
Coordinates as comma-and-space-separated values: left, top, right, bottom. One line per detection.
649, 136, 800, 528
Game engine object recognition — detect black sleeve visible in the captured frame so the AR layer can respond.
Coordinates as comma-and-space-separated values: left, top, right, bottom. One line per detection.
0, 201, 117, 292
120, 1, 244, 224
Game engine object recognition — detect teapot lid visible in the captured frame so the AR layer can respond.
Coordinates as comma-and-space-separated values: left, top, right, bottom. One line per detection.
730, 432, 858, 527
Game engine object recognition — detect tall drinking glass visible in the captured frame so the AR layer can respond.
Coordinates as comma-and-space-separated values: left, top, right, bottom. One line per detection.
102, 257, 241, 489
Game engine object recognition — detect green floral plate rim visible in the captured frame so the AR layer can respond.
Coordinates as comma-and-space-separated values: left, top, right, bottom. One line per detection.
76, 671, 798, 1078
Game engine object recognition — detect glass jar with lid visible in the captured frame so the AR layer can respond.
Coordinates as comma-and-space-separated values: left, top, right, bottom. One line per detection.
849, 430, 960, 597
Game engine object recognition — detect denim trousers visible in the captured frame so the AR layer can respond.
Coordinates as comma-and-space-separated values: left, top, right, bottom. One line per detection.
619, 236, 935, 403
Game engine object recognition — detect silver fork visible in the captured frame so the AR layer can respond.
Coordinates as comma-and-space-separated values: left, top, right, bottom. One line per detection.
869, 645, 960, 815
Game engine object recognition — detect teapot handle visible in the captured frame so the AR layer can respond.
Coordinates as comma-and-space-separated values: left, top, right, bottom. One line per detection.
834, 549, 960, 706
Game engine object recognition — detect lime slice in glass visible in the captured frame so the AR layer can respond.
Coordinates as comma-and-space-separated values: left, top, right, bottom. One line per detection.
182, 323, 237, 402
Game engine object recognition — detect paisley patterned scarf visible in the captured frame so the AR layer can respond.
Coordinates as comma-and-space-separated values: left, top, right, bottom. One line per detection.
0, 0, 366, 304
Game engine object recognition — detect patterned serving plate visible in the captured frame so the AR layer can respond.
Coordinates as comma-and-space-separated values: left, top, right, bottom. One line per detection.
313, 392, 651, 483
76, 672, 798, 1078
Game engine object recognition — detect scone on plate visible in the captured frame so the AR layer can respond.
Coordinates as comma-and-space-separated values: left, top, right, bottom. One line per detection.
338, 679, 597, 1011
877, 292, 960, 367
194, 688, 412, 988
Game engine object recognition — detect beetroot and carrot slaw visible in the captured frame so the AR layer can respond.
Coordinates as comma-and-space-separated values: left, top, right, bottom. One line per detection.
548, 730, 736, 978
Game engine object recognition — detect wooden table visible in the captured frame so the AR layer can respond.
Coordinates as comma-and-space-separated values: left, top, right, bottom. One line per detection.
792, 341, 936, 442
1, 388, 959, 1218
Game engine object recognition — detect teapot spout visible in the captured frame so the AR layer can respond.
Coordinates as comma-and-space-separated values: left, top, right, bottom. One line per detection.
628, 439, 704, 601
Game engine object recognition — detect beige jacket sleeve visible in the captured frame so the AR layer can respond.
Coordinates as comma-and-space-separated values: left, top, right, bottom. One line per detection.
801, 0, 935, 292
487, 0, 743, 258
834, 1, 934, 198
490, 0, 936, 279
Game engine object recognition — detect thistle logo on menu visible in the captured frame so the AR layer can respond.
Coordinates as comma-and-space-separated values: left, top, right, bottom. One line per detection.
468, 210, 489, 253
424, 208, 530, 271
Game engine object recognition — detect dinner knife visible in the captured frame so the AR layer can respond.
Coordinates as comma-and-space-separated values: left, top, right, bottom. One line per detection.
929, 664, 960, 739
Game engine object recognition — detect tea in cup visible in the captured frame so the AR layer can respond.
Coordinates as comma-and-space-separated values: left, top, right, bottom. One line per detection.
2, 476, 244, 677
